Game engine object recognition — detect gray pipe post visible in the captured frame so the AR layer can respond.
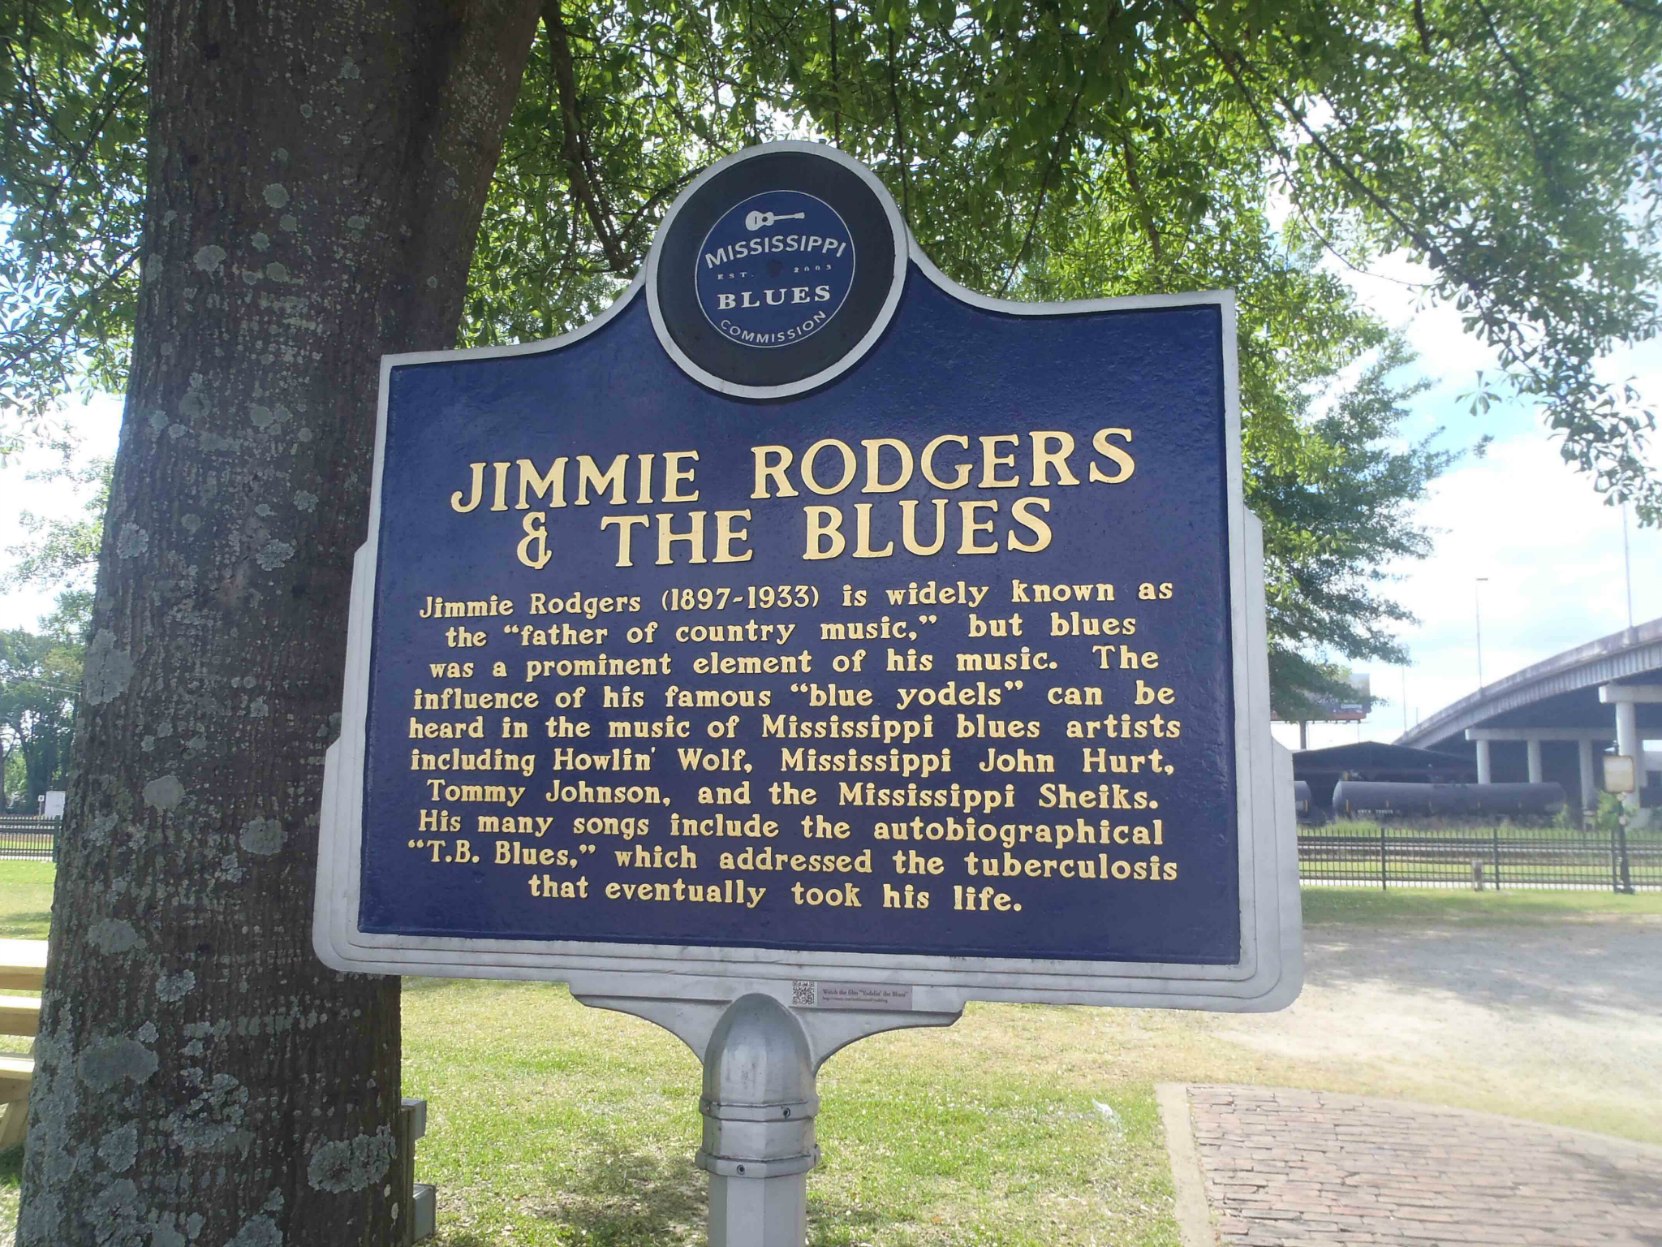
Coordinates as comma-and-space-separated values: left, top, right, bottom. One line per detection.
698, 995, 820, 1247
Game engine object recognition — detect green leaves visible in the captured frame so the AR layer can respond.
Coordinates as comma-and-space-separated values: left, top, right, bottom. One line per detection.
5, 0, 1661, 703
0, 1, 144, 445
0, 625, 82, 808
1248, 341, 1456, 713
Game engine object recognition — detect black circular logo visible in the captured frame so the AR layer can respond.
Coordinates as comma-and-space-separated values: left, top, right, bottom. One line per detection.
649, 145, 906, 396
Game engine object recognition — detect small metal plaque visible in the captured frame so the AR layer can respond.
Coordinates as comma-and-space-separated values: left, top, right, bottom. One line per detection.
792, 981, 914, 1011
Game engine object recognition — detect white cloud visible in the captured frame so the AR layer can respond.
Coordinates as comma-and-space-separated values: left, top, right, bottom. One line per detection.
0, 394, 123, 630
1277, 433, 1662, 751
1276, 242, 1662, 751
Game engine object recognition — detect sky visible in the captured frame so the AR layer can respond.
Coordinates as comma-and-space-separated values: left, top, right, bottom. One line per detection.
1274, 256, 1662, 749
2, 258, 1660, 756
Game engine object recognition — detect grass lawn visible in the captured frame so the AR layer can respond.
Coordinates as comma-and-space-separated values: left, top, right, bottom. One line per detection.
1301, 885, 1662, 925
405, 981, 1185, 1246
2, 866, 1657, 1244
0, 862, 54, 941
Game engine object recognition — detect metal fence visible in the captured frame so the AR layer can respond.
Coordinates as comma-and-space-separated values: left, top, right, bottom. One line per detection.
7, 812, 1662, 890
0, 816, 58, 862
1299, 821, 1662, 891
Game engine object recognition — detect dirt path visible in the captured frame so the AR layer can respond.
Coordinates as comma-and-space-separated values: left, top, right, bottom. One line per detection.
1207, 917, 1662, 1140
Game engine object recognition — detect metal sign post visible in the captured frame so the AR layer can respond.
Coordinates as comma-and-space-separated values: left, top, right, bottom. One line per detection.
574, 990, 958, 1247
315, 142, 1302, 1245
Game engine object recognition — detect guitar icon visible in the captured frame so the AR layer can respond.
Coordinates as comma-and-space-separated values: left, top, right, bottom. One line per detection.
745, 209, 807, 231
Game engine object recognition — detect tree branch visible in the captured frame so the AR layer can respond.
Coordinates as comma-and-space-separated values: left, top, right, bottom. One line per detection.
885, 22, 910, 221
1173, 0, 1451, 272
542, 0, 630, 272
1411, 0, 1435, 52
1120, 135, 1161, 264
998, 82, 1086, 295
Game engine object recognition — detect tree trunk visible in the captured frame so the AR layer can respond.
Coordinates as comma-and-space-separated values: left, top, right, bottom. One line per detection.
19, 2, 540, 1242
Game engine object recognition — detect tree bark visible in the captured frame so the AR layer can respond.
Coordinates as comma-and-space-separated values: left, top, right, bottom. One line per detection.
19, 2, 540, 1242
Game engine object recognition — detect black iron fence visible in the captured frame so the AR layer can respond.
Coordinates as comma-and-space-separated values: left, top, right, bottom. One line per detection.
7, 811, 1661, 890
0, 816, 58, 862
1300, 821, 1662, 891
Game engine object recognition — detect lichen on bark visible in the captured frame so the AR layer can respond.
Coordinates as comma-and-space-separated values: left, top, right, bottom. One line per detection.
18, 2, 543, 1242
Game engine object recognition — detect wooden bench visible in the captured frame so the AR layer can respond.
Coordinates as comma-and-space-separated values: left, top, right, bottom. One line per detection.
0, 940, 46, 991
0, 942, 437, 1208
0, 995, 42, 1036
0, 1054, 31, 1148
0, 940, 46, 1150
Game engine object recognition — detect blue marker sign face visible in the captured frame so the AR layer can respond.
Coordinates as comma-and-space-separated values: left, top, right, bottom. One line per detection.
317, 144, 1300, 1010
694, 191, 856, 349
355, 316, 1239, 963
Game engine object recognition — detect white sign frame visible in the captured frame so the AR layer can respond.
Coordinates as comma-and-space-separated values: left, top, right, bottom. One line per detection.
314, 209, 1303, 1015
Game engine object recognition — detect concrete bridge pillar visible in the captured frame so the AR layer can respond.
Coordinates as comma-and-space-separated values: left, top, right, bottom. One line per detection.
1578, 739, 1597, 812
1600, 684, 1662, 814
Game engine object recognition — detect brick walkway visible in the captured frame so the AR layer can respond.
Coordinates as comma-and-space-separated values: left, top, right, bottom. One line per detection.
1172, 1085, 1662, 1247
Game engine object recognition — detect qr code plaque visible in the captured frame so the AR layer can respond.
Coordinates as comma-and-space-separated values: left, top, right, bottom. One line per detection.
791, 980, 818, 1007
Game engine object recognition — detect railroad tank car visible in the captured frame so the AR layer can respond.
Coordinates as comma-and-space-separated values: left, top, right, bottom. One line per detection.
1331, 780, 1565, 819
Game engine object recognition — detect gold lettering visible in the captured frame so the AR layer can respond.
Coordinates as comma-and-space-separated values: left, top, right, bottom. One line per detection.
656, 510, 707, 565
517, 512, 552, 569
1090, 428, 1136, 484
450, 462, 486, 512
575, 454, 629, 505
1030, 431, 1079, 486
751, 445, 797, 498
977, 434, 1020, 488
803, 506, 844, 560
957, 499, 999, 555
920, 434, 971, 490
714, 509, 754, 563
516, 457, 568, 510
601, 514, 651, 567
663, 451, 699, 502
863, 438, 913, 493
1009, 496, 1053, 553
802, 438, 858, 495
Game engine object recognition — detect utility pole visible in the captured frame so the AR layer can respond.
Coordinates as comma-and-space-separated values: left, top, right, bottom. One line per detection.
1475, 577, 1489, 690
1622, 503, 1635, 632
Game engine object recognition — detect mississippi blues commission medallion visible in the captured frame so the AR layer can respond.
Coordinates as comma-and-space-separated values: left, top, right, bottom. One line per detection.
648, 144, 907, 396
694, 191, 854, 347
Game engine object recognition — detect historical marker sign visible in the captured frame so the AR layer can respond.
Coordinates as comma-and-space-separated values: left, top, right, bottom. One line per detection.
315, 142, 1301, 1011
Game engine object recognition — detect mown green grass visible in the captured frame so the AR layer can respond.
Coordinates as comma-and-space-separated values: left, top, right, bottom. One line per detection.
3, 870, 1658, 1244
405, 983, 1182, 1246
1302, 885, 1662, 925
0, 862, 54, 940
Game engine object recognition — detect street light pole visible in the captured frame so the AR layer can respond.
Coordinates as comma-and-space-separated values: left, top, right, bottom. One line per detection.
1621, 503, 1635, 632
1474, 577, 1489, 690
